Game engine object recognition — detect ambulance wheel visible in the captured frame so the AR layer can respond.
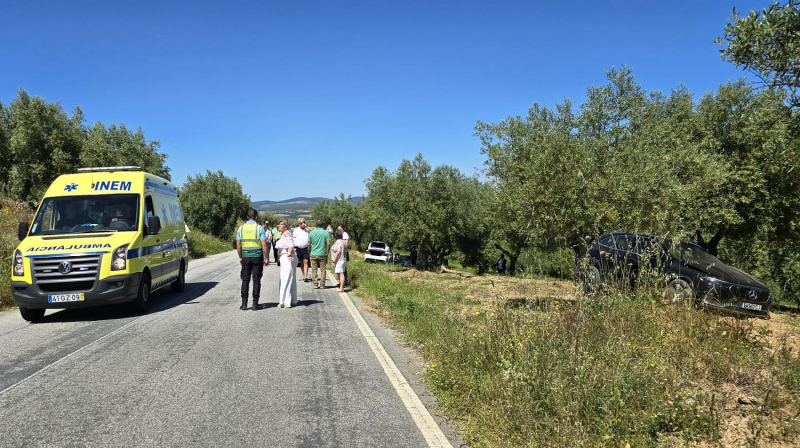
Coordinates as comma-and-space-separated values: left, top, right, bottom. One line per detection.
131, 275, 151, 314
171, 263, 185, 293
19, 307, 45, 322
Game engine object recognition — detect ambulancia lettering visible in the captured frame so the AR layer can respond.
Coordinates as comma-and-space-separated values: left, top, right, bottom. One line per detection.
26, 243, 112, 252
93, 181, 133, 191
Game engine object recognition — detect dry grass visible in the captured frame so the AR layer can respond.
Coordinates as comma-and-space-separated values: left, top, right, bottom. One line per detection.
349, 260, 800, 447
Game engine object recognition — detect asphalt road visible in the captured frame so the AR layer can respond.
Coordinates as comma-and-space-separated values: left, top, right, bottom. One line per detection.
0, 251, 455, 448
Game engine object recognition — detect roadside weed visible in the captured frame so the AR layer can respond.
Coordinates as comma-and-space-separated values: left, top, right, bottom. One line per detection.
349, 260, 800, 447
187, 230, 231, 259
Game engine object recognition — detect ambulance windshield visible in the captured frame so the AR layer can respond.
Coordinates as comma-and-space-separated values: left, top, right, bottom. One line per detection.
30, 195, 140, 235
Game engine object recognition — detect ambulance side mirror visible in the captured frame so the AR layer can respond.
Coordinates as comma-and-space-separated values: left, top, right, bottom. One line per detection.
18, 222, 29, 241
147, 216, 161, 235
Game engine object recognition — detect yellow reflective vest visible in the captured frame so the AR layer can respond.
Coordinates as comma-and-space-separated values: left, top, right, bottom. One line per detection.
238, 221, 263, 258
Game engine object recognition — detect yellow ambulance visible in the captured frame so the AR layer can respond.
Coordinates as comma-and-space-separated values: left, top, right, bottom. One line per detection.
11, 166, 189, 321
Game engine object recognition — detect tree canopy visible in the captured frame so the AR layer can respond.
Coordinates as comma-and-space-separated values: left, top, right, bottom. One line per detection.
717, 0, 800, 108
311, 194, 365, 247
476, 65, 800, 300
180, 170, 251, 240
0, 88, 170, 201
362, 153, 489, 269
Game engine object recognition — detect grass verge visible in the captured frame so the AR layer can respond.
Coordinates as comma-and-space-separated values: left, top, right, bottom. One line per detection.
187, 230, 233, 259
348, 259, 800, 447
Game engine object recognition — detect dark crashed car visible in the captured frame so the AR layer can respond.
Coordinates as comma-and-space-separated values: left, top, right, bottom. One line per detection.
576, 232, 773, 318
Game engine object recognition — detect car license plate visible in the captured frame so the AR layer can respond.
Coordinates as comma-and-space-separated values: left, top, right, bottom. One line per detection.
48, 293, 85, 303
740, 302, 762, 311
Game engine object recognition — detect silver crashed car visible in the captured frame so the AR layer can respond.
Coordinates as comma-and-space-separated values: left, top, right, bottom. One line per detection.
364, 241, 392, 263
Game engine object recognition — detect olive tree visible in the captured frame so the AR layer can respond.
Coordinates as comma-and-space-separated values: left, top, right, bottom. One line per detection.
181, 170, 251, 240
717, 0, 800, 109
81, 122, 170, 179
311, 194, 365, 248
4, 88, 85, 201
362, 153, 487, 270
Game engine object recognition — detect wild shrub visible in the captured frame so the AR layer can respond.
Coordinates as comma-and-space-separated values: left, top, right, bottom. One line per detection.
0, 198, 35, 309
187, 229, 232, 259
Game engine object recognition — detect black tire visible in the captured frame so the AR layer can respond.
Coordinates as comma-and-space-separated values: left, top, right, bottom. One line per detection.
579, 265, 601, 296
131, 275, 151, 314
19, 307, 45, 322
171, 262, 186, 293
663, 278, 693, 305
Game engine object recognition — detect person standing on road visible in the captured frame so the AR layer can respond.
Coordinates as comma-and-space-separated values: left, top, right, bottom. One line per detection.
331, 229, 348, 292
337, 224, 351, 287
308, 219, 332, 289
236, 209, 268, 311
271, 224, 282, 266
293, 217, 312, 282
262, 221, 273, 264
275, 220, 298, 308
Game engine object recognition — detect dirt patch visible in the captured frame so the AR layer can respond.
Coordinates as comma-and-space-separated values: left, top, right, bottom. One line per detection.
752, 312, 800, 353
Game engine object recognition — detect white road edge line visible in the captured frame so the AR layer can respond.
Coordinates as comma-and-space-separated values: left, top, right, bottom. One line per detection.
338, 289, 453, 448
0, 317, 143, 396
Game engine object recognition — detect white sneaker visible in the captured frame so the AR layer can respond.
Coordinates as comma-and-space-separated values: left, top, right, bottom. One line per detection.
284, 303, 292, 308
278, 303, 284, 308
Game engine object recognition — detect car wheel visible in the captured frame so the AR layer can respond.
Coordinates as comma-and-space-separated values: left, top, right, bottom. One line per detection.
171, 263, 186, 293
663, 278, 693, 305
19, 307, 45, 322
131, 275, 151, 314
579, 265, 601, 296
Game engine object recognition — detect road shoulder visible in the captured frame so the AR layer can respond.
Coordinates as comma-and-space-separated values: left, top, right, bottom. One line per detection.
344, 291, 467, 447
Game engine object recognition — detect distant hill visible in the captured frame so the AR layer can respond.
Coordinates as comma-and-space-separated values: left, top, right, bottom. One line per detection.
253, 196, 361, 220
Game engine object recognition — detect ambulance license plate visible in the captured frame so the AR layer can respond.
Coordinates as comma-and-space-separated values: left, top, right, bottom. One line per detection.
740, 302, 762, 311
48, 293, 85, 303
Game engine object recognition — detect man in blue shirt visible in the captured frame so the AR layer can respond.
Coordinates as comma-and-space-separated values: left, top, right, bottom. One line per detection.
236, 209, 268, 310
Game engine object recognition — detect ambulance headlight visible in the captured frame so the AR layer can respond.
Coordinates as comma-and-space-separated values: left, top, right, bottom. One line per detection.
13, 250, 24, 276
111, 245, 128, 271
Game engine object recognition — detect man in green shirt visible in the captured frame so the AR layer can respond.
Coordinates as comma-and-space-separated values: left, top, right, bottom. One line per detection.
308, 219, 332, 289
271, 225, 282, 266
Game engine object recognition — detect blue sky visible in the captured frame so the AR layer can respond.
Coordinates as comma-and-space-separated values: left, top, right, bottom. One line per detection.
1, 0, 765, 201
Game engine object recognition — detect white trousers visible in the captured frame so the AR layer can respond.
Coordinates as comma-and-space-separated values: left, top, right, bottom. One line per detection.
279, 253, 297, 306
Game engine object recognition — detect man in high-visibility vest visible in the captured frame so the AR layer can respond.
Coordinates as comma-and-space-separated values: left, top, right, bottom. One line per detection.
236, 208, 269, 310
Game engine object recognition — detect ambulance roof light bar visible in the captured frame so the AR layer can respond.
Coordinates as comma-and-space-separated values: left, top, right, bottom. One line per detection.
77, 166, 143, 172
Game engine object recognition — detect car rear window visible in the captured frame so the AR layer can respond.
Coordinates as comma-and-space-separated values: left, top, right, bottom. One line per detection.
597, 235, 614, 248
371, 242, 386, 249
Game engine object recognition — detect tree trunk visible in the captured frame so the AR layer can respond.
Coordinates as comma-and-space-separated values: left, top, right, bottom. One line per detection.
416, 242, 428, 271
696, 228, 725, 256
508, 254, 519, 277
706, 228, 725, 256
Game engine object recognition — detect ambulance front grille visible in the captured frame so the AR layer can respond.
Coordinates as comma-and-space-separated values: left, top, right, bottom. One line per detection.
32, 254, 102, 293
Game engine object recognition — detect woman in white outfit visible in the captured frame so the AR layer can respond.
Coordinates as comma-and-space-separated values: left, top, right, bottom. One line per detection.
275, 220, 297, 308
330, 229, 347, 292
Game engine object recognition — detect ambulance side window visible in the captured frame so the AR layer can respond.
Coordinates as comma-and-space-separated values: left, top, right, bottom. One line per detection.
144, 196, 155, 231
